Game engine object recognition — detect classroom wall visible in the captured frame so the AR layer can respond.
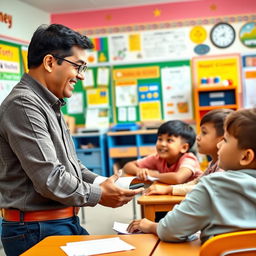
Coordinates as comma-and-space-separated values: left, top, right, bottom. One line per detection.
1, 0, 50, 43
51, 0, 256, 60
51, 0, 256, 29
51, 0, 256, 127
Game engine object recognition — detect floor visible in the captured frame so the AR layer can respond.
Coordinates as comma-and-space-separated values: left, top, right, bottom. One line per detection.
0, 195, 142, 256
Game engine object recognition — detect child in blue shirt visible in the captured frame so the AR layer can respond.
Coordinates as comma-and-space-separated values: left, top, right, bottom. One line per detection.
128, 108, 256, 243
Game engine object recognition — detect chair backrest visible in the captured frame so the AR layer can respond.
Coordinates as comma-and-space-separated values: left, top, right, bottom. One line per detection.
200, 230, 256, 256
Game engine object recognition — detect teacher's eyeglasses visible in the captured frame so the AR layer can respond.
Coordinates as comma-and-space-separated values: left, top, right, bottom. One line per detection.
53, 55, 88, 74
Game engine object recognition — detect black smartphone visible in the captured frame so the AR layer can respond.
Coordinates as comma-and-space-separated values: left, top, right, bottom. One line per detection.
129, 183, 144, 190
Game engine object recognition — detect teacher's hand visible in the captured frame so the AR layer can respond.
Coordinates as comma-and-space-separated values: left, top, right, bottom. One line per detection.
99, 173, 144, 208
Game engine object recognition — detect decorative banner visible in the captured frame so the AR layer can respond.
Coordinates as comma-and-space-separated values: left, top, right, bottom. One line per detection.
113, 66, 159, 80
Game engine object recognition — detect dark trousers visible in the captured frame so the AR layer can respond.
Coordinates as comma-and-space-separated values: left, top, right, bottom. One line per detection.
1, 216, 88, 256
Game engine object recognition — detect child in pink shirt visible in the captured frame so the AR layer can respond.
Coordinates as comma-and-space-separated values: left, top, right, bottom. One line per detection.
145, 109, 233, 195
123, 120, 202, 185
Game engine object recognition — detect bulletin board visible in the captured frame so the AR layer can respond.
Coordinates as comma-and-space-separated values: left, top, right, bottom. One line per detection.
62, 65, 112, 127
112, 60, 192, 123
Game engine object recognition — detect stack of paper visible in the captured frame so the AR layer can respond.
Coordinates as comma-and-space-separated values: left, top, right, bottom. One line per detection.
61, 237, 135, 256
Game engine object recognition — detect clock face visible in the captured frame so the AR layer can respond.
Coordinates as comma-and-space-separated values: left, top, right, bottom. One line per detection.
210, 22, 236, 48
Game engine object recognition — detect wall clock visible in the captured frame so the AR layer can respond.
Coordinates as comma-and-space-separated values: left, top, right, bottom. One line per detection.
210, 22, 236, 48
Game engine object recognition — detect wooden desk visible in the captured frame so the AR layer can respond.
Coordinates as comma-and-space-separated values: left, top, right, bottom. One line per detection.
152, 238, 201, 256
137, 194, 184, 221
21, 234, 159, 256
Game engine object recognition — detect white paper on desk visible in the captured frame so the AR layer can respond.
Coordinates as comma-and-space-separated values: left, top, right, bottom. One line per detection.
113, 221, 143, 235
60, 237, 135, 256
113, 221, 131, 234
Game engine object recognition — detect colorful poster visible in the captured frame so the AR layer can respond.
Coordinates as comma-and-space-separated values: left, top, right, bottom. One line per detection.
239, 22, 256, 48
109, 34, 144, 62
142, 29, 189, 60
67, 92, 83, 114
0, 41, 22, 104
115, 84, 137, 107
21, 47, 28, 73
97, 67, 109, 86
193, 54, 241, 91
138, 83, 161, 121
86, 88, 108, 107
140, 101, 161, 121
86, 108, 109, 129
129, 34, 141, 51
243, 67, 256, 108
89, 37, 109, 63
161, 66, 193, 120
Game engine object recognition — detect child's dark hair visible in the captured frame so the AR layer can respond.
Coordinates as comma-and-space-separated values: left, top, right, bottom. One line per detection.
225, 108, 256, 154
157, 120, 196, 151
200, 109, 234, 136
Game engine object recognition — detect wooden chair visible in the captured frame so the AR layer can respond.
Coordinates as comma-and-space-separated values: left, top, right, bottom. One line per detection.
200, 230, 256, 256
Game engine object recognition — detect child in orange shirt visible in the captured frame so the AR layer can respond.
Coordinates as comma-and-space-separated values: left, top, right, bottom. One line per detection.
145, 109, 233, 196
123, 120, 202, 185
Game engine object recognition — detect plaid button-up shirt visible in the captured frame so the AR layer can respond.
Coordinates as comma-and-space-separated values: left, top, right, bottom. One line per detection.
0, 73, 101, 211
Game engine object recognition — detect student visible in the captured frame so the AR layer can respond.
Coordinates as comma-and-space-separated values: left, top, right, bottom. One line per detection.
0, 24, 143, 256
145, 109, 233, 196
128, 108, 256, 243
123, 120, 202, 185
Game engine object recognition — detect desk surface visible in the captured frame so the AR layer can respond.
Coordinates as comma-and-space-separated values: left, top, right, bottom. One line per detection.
138, 194, 185, 205
21, 234, 159, 256
137, 194, 184, 221
152, 239, 201, 256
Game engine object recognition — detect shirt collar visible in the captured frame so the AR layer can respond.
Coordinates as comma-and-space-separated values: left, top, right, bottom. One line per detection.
21, 73, 66, 109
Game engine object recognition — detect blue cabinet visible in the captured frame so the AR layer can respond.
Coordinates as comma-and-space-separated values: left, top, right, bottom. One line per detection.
72, 133, 108, 176
107, 130, 157, 175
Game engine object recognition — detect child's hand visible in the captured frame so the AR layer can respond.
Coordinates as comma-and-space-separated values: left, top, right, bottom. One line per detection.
144, 184, 172, 195
127, 218, 157, 234
136, 168, 149, 181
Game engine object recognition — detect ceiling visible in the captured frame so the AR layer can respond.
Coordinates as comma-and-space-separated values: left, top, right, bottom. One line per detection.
17, 0, 194, 13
